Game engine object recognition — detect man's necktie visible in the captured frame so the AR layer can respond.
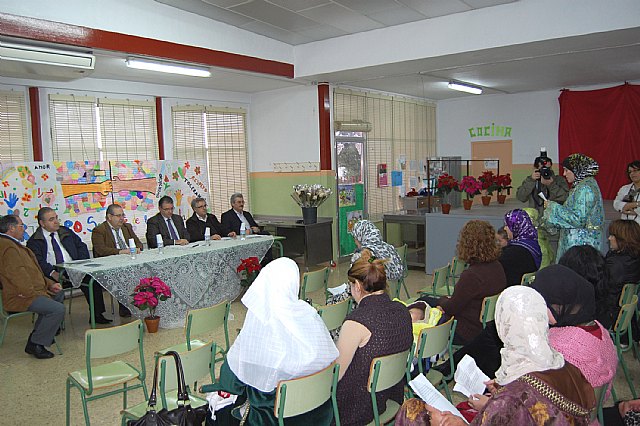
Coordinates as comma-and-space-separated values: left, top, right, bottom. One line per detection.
115, 229, 127, 250
166, 218, 179, 240
50, 233, 64, 264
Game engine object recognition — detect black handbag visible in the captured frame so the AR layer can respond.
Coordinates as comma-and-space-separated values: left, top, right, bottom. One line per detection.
128, 350, 208, 426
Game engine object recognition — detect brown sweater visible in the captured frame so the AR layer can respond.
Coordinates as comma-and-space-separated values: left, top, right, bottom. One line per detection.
439, 261, 507, 343
0, 235, 54, 312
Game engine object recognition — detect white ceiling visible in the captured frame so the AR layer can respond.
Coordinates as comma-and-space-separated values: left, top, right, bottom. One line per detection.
1, 0, 639, 100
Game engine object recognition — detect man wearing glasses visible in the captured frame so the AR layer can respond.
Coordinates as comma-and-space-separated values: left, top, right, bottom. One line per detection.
146, 195, 190, 248
186, 197, 235, 242
91, 203, 143, 318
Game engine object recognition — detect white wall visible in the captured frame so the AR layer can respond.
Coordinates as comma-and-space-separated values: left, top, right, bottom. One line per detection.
249, 85, 319, 172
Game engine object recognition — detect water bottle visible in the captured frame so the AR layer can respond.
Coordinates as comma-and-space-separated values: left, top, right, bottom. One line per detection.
240, 222, 246, 240
156, 234, 164, 254
129, 238, 136, 259
204, 227, 211, 246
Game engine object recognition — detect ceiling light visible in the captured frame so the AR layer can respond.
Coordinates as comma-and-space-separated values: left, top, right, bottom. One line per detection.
125, 58, 211, 77
0, 41, 95, 69
448, 80, 483, 95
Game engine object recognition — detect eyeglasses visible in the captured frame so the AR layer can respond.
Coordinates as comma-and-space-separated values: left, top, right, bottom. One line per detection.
161, 206, 175, 212
628, 169, 640, 174
196, 204, 207, 209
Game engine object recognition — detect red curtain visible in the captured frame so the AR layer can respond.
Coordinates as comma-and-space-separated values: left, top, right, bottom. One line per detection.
558, 83, 640, 199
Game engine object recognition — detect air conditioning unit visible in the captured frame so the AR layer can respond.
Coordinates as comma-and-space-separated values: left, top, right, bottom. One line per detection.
334, 120, 372, 132
0, 41, 95, 70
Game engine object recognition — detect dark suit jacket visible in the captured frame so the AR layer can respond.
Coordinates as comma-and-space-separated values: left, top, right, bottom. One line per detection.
26, 226, 90, 277
186, 213, 226, 242
91, 221, 144, 257
146, 213, 190, 248
221, 209, 259, 235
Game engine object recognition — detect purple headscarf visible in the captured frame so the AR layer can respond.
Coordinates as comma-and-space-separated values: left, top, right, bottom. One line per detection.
504, 209, 542, 268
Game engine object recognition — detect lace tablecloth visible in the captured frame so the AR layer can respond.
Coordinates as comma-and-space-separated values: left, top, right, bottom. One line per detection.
61, 236, 273, 328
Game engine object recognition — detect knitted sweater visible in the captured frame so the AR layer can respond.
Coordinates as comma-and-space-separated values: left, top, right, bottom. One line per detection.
548, 321, 617, 390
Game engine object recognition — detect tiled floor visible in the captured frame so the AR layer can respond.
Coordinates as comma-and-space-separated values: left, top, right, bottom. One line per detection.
0, 262, 637, 425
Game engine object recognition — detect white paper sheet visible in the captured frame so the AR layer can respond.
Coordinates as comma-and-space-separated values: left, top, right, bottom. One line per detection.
327, 283, 348, 295
409, 374, 467, 422
453, 355, 490, 397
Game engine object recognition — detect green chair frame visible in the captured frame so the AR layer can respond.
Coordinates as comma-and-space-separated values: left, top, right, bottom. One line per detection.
392, 244, 410, 299
412, 317, 457, 402
367, 348, 413, 426
418, 264, 451, 297
480, 294, 500, 329
300, 267, 330, 304
610, 295, 638, 400
619, 283, 639, 307
274, 362, 341, 426
0, 288, 62, 354
317, 298, 351, 332
121, 342, 217, 425
593, 381, 609, 425
520, 272, 536, 286
160, 300, 230, 363
448, 257, 467, 288
66, 320, 148, 426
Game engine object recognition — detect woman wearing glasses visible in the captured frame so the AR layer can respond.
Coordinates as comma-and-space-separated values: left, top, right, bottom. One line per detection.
613, 160, 640, 224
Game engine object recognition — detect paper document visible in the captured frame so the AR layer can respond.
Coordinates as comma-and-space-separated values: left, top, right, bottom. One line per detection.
409, 374, 467, 422
327, 283, 348, 295
453, 355, 490, 397
538, 192, 548, 201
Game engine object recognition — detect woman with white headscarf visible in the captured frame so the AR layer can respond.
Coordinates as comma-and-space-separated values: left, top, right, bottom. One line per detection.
425, 286, 596, 426
203, 257, 338, 425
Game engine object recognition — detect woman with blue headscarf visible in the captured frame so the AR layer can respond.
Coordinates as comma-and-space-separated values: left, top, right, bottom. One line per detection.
499, 209, 542, 286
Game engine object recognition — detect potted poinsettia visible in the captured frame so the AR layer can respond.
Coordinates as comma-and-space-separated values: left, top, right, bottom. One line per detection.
131, 276, 172, 333
237, 257, 262, 287
435, 173, 458, 214
478, 171, 499, 205
495, 174, 512, 204
458, 176, 482, 210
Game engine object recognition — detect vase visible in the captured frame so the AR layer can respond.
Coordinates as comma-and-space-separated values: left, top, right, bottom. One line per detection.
441, 203, 451, 214
497, 194, 507, 204
301, 207, 318, 224
463, 199, 473, 210
481, 195, 491, 206
144, 316, 160, 333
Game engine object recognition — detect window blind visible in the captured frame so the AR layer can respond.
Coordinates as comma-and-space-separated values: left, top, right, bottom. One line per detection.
172, 105, 249, 217
333, 88, 436, 217
49, 94, 99, 161
0, 90, 31, 163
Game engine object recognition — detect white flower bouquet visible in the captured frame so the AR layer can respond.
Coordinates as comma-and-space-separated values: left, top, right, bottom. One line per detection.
291, 184, 332, 208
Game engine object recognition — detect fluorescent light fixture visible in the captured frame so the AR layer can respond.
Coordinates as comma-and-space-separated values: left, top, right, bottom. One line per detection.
0, 41, 95, 69
125, 58, 211, 77
448, 80, 483, 95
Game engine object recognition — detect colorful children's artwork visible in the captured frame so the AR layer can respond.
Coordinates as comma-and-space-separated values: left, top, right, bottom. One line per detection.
347, 210, 363, 233
339, 185, 356, 207
0, 160, 209, 245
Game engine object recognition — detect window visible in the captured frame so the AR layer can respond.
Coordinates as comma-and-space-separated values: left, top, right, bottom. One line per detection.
0, 89, 31, 162
333, 89, 436, 217
172, 105, 249, 216
49, 94, 158, 162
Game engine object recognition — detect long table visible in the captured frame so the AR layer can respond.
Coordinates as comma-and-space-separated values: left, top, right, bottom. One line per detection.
60, 235, 273, 329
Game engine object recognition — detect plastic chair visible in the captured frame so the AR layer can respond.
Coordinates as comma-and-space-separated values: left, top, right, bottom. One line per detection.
619, 283, 639, 306
160, 300, 230, 363
413, 317, 457, 402
66, 320, 148, 426
366, 348, 412, 426
593, 381, 609, 425
300, 267, 330, 304
520, 272, 536, 286
120, 342, 216, 425
317, 298, 350, 332
392, 244, 410, 299
448, 257, 467, 287
480, 294, 500, 329
610, 295, 638, 399
418, 264, 451, 297
274, 362, 341, 426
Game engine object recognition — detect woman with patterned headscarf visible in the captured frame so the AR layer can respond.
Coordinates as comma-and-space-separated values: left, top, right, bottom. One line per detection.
350, 220, 403, 281
499, 209, 541, 286
543, 153, 605, 262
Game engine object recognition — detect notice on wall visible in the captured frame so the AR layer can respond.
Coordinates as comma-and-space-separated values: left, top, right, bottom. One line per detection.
0, 160, 208, 245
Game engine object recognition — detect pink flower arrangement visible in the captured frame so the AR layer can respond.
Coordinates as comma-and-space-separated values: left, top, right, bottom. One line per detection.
131, 276, 172, 318
458, 176, 482, 199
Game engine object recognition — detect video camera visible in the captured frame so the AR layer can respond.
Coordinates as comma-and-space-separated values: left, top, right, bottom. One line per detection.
534, 147, 553, 180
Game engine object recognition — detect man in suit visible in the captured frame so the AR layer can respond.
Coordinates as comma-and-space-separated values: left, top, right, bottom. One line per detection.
27, 207, 111, 324
186, 197, 235, 242
221, 193, 261, 236
91, 203, 144, 317
0, 214, 65, 359
146, 195, 190, 248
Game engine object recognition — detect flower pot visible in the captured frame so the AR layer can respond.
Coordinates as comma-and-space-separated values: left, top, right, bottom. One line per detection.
497, 194, 507, 204
441, 203, 451, 214
463, 199, 473, 210
144, 316, 160, 333
301, 207, 318, 224
481, 195, 491, 206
